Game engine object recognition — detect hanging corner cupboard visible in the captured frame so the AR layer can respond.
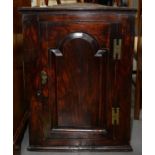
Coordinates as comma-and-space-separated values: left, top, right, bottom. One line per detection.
19, 3, 136, 152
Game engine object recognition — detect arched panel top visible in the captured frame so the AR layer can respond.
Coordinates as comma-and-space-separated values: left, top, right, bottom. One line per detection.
58, 32, 99, 53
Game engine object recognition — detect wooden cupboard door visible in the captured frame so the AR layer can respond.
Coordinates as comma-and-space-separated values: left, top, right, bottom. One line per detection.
30, 21, 123, 146
46, 22, 114, 141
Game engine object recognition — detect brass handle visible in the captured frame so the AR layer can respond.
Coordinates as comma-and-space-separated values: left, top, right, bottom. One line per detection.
40, 70, 48, 85
36, 90, 41, 97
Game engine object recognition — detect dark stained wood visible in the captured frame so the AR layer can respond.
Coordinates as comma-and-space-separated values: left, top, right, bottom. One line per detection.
13, 147, 21, 155
56, 0, 61, 4
13, 0, 30, 154
134, 0, 142, 120
27, 145, 132, 151
19, 3, 136, 151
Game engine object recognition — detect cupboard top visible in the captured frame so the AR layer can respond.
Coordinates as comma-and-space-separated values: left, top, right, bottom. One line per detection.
19, 3, 136, 14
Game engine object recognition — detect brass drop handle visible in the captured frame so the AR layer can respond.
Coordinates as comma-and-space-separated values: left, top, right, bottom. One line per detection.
40, 70, 48, 85
36, 90, 41, 97
36, 71, 48, 97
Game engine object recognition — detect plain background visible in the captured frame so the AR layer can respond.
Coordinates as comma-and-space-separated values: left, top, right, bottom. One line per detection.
0, 0, 151, 154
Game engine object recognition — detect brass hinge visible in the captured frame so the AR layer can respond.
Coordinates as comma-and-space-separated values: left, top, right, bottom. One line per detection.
113, 39, 122, 60
112, 107, 120, 125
